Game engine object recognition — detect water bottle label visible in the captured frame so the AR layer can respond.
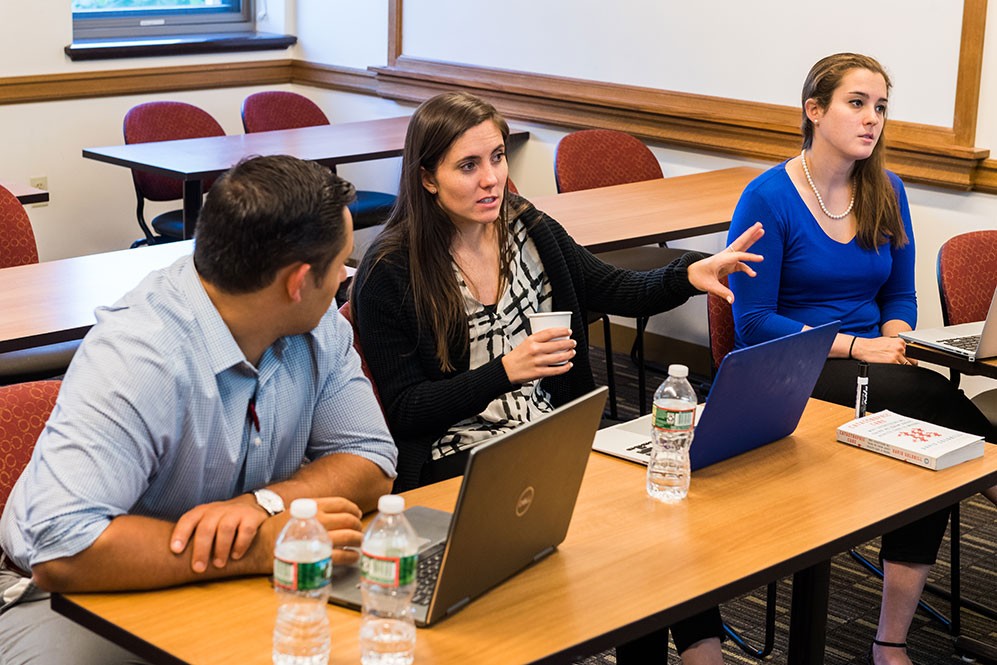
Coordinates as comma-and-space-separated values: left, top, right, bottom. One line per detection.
360, 552, 417, 587
273, 556, 332, 592
652, 403, 694, 431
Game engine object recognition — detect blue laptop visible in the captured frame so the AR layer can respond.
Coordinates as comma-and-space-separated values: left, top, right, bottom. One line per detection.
593, 321, 840, 469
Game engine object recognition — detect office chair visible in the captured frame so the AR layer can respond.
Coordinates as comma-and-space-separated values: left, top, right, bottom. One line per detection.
241, 91, 397, 237
0, 186, 79, 384
123, 101, 226, 246
0, 379, 61, 515
937, 230, 997, 428
705, 278, 777, 658
555, 128, 688, 416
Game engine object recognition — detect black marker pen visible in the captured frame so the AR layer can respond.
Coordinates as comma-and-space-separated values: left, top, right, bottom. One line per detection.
855, 361, 869, 418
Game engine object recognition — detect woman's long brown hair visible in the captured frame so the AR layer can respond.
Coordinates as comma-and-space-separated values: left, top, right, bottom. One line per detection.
801, 53, 908, 250
367, 91, 514, 372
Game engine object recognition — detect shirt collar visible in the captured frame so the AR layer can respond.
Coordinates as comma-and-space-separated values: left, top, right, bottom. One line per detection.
177, 257, 257, 377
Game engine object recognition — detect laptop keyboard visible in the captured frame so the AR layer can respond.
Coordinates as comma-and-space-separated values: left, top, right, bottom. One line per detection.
938, 334, 981, 351
412, 542, 446, 607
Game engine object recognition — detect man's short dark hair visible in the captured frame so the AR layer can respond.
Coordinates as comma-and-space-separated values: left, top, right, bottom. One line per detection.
193, 155, 356, 294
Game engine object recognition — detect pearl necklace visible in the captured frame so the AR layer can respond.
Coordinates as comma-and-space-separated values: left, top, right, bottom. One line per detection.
800, 150, 855, 220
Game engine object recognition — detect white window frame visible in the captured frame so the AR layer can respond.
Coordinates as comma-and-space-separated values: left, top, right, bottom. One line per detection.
72, 1, 255, 41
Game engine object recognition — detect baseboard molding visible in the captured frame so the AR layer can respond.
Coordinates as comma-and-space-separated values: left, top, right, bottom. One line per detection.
587, 320, 712, 379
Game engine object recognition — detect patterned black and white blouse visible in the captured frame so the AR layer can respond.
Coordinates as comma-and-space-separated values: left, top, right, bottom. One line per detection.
432, 218, 555, 459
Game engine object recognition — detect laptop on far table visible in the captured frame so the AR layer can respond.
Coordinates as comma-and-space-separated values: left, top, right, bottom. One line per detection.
899, 287, 997, 363
593, 321, 839, 470
329, 386, 608, 627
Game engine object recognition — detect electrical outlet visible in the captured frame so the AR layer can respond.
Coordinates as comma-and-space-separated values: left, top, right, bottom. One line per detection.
28, 176, 48, 207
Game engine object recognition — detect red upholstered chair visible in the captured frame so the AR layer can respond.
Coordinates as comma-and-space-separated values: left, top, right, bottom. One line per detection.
0, 185, 38, 269
123, 101, 226, 246
0, 380, 61, 515
241, 90, 329, 132
704, 275, 780, 657
555, 129, 688, 416
707, 277, 735, 373
937, 230, 997, 428
338, 301, 382, 411
0, 189, 79, 383
241, 91, 396, 236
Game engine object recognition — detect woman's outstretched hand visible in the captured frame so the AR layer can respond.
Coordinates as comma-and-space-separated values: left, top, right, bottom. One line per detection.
687, 222, 764, 304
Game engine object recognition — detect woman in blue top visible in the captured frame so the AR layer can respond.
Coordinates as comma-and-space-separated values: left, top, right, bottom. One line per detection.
727, 53, 996, 665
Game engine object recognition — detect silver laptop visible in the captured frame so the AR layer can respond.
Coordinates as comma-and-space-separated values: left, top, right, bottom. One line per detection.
899, 287, 997, 362
329, 387, 608, 627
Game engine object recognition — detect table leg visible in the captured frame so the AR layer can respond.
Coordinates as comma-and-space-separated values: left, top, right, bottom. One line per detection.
787, 559, 830, 665
182, 180, 203, 239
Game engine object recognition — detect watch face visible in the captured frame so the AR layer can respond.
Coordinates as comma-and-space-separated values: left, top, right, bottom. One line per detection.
255, 490, 284, 515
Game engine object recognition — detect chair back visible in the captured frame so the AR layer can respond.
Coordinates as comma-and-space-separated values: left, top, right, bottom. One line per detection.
0, 380, 60, 515
0, 185, 38, 269
554, 128, 663, 193
937, 230, 997, 325
507, 177, 519, 195
123, 101, 225, 202
707, 277, 735, 373
241, 91, 330, 133
338, 301, 382, 409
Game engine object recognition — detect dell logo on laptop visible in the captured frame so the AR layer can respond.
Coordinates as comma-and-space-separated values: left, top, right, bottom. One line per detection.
516, 486, 535, 516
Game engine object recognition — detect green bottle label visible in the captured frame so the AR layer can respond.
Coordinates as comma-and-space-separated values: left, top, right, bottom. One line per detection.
652, 403, 694, 431
273, 556, 332, 592
360, 552, 417, 587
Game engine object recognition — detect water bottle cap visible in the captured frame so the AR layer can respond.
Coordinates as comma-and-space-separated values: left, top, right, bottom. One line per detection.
377, 495, 405, 514
289, 498, 317, 519
667, 364, 689, 378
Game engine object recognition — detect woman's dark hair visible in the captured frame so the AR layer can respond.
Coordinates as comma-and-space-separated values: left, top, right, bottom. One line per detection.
802, 53, 907, 250
367, 91, 513, 371
194, 155, 355, 293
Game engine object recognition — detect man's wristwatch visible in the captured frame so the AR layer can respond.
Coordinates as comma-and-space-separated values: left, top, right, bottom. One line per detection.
251, 489, 285, 517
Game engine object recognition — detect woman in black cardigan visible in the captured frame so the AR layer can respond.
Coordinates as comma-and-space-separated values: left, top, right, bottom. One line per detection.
351, 91, 763, 664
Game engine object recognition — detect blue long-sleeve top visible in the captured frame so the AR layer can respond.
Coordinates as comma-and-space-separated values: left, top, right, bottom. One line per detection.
727, 162, 916, 349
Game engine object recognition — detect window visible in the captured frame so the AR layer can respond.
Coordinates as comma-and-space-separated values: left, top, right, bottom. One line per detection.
72, 0, 255, 41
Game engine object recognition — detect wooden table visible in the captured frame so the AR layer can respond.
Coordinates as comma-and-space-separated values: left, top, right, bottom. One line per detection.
530, 167, 762, 253
83, 116, 530, 239
53, 400, 997, 665
905, 341, 997, 380
1, 179, 49, 205
0, 243, 357, 354
0, 241, 193, 354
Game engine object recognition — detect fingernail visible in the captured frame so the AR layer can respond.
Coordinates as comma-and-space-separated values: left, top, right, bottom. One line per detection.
193, 561, 206, 573
171, 540, 183, 552
726, 295, 734, 304
214, 558, 224, 568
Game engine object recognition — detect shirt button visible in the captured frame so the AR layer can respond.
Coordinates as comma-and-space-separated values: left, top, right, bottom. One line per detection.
254, 437, 263, 446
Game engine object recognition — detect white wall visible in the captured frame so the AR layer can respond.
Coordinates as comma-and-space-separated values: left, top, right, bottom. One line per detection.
403, 0, 961, 127
2, 0, 996, 396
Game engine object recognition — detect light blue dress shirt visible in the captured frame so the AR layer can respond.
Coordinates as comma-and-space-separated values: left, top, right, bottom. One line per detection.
0, 256, 395, 570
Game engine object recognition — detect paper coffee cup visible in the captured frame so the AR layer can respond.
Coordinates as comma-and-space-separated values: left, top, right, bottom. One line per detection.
527, 311, 572, 365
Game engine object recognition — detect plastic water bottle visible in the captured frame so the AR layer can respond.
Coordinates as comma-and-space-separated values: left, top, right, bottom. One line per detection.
359, 495, 418, 665
272, 498, 332, 665
647, 364, 698, 502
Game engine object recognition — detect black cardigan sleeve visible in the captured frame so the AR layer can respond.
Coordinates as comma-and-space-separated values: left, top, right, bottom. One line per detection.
521, 203, 707, 318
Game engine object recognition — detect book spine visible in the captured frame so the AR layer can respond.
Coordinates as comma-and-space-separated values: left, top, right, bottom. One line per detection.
836, 430, 938, 469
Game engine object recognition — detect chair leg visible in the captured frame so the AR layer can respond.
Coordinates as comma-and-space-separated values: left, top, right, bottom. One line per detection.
601, 317, 619, 420
723, 581, 778, 659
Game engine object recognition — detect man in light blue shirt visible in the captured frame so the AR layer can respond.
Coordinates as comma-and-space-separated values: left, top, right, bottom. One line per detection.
0, 156, 396, 664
